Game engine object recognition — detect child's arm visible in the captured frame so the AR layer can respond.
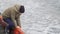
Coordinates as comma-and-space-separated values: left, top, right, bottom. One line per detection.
11, 10, 17, 27
16, 16, 21, 27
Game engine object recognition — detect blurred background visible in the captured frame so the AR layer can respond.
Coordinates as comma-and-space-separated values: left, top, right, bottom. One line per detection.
0, 0, 60, 34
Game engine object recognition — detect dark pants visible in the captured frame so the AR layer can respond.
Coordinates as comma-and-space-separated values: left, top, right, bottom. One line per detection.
3, 18, 14, 34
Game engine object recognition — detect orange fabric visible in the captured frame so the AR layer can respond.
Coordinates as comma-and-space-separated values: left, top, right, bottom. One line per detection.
0, 15, 2, 18
0, 15, 3, 24
13, 26, 24, 34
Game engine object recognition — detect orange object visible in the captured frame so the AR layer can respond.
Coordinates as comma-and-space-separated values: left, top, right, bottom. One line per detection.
0, 15, 2, 18
13, 26, 24, 34
0, 15, 3, 22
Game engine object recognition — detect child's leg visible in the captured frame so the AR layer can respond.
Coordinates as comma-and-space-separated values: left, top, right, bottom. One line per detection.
3, 18, 15, 34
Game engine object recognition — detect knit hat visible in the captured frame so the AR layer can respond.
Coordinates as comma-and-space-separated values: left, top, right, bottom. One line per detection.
19, 5, 25, 13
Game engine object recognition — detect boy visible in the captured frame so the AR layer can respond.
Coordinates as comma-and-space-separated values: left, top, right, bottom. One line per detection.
2, 4, 25, 34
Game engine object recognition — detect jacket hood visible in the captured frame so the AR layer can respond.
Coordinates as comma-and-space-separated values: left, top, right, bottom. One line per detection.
13, 4, 21, 14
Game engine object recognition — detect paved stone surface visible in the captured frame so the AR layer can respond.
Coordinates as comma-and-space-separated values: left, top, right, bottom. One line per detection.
0, 0, 60, 34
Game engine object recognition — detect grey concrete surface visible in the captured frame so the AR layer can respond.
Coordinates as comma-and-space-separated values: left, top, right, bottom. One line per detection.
0, 0, 60, 34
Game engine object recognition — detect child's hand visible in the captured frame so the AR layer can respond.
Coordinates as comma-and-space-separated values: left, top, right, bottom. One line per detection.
16, 26, 20, 28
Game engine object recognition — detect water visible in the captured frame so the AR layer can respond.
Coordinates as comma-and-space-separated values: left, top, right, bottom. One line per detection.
0, 0, 60, 34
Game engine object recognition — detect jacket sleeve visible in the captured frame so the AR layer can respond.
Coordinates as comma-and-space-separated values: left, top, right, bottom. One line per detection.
11, 10, 17, 27
16, 15, 21, 27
